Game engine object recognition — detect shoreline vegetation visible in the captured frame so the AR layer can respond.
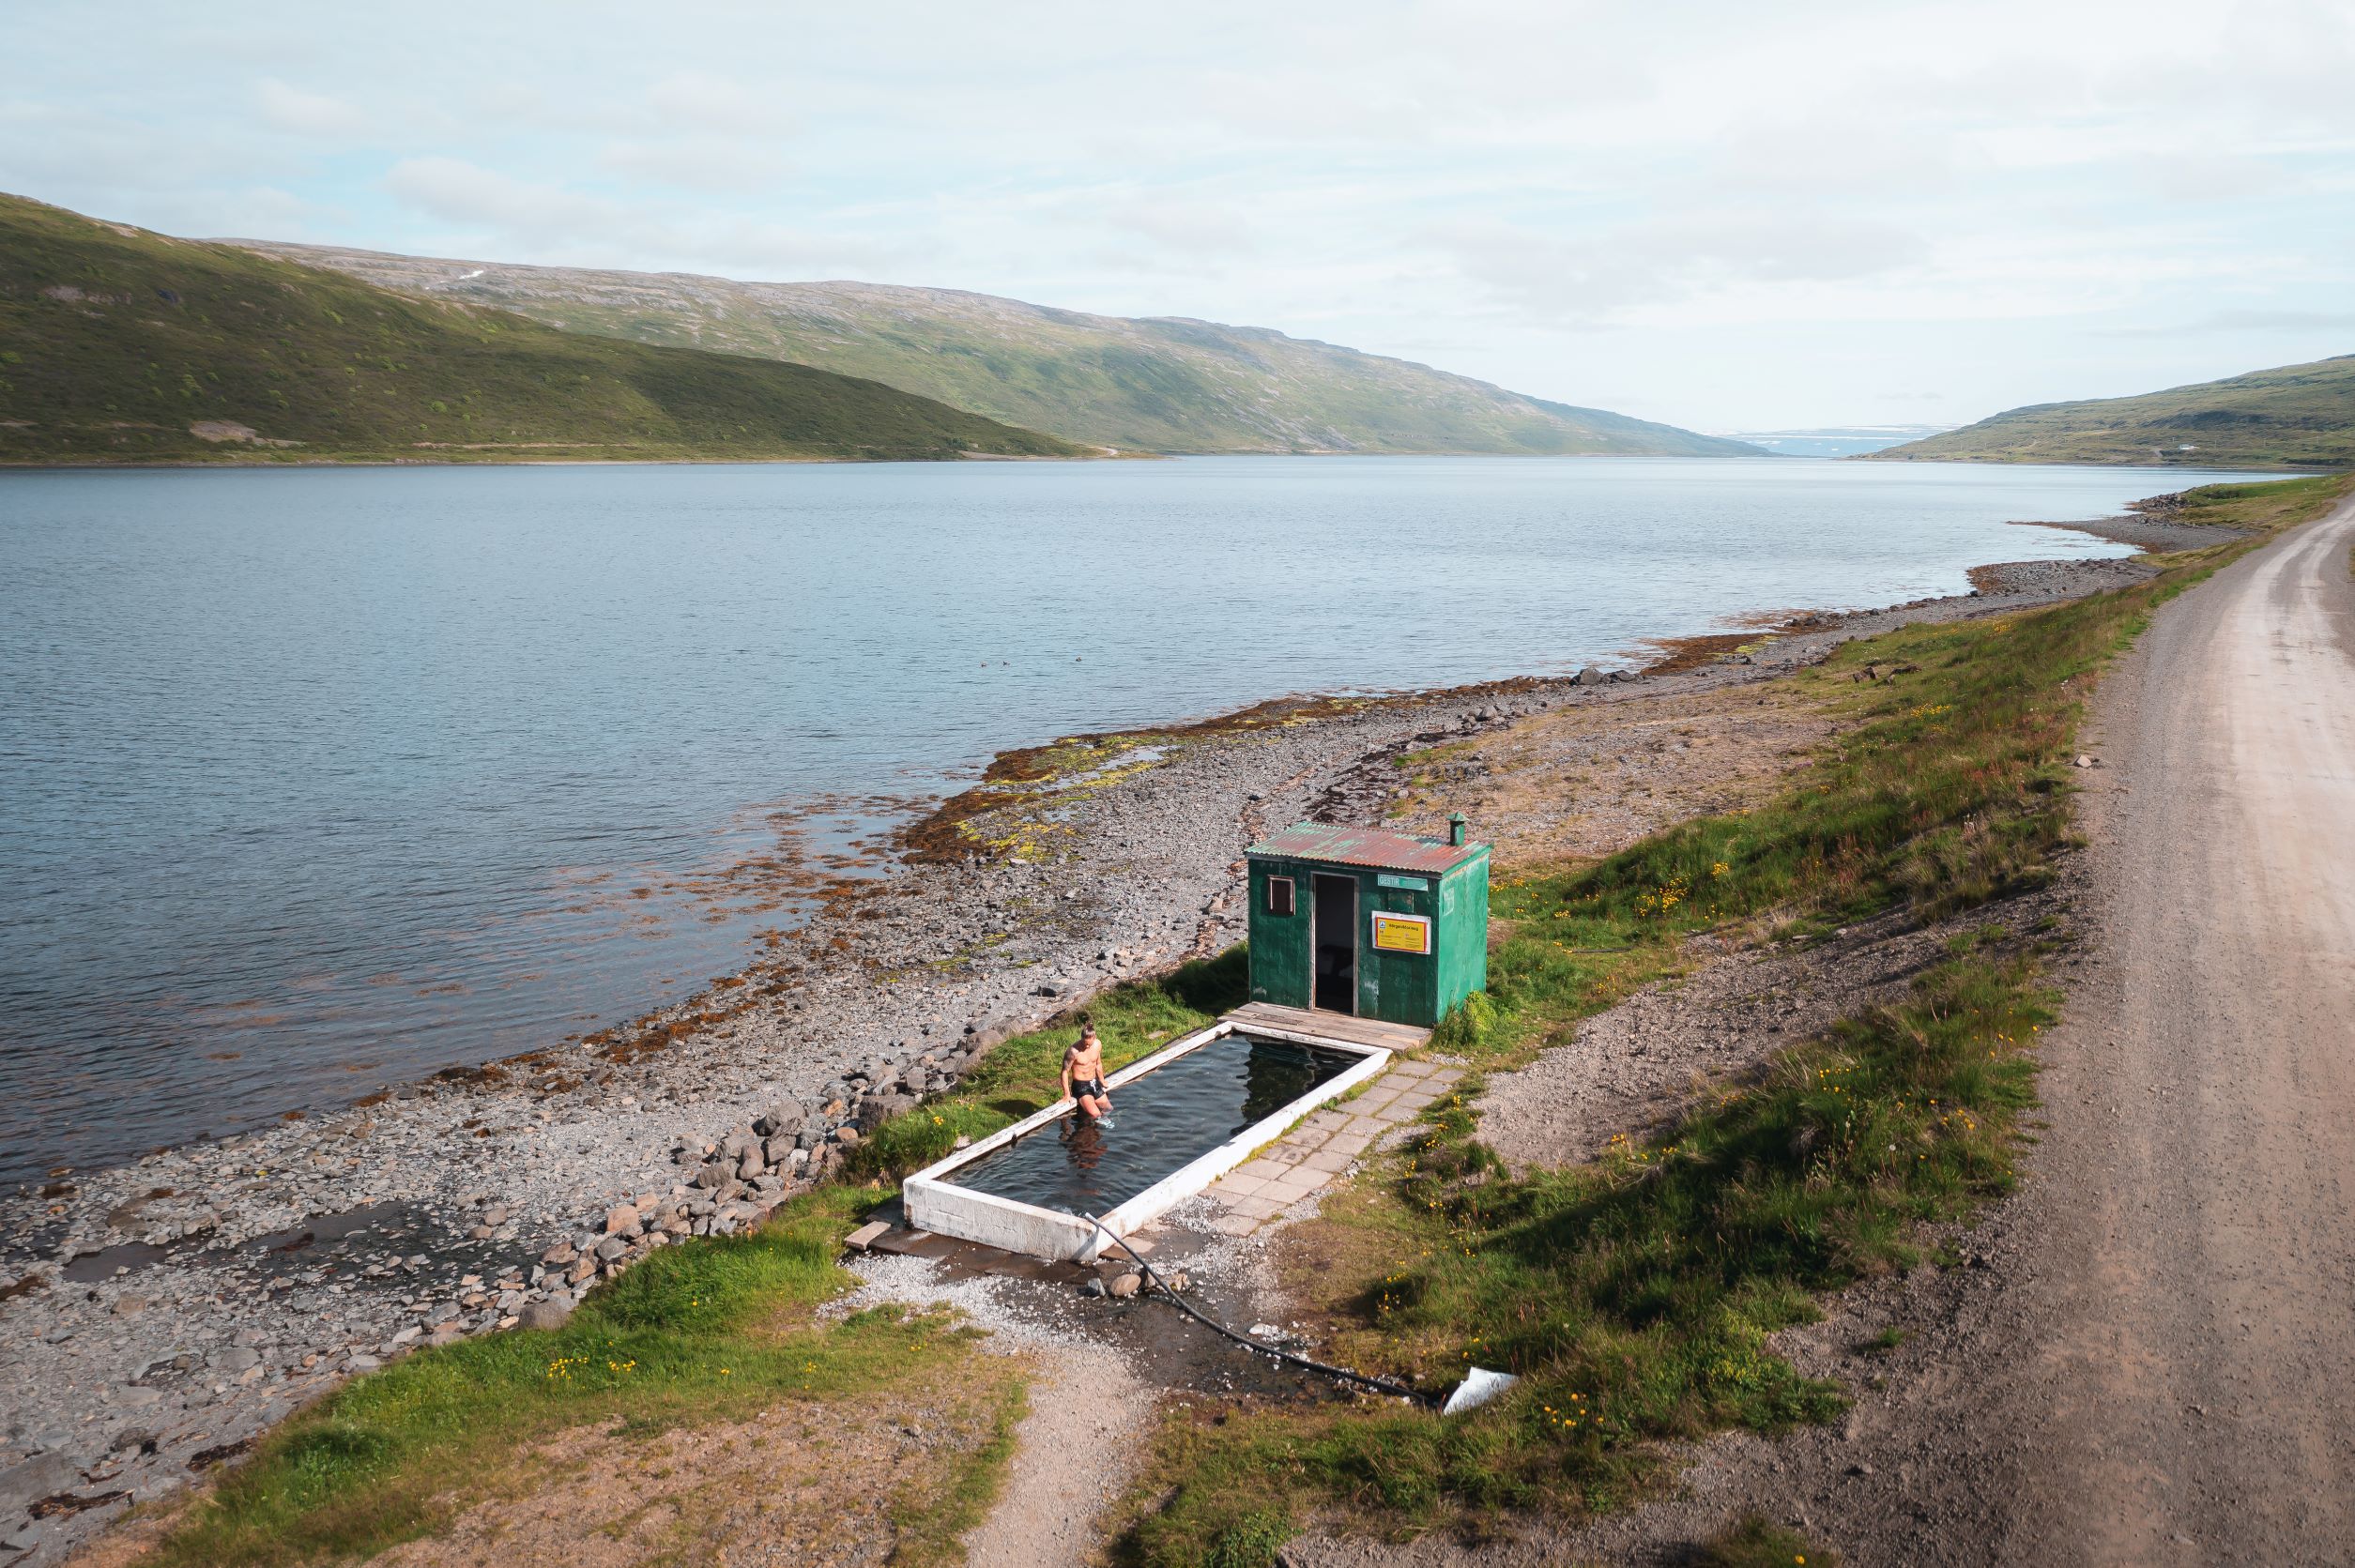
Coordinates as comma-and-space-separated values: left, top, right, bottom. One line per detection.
14, 474, 2351, 1568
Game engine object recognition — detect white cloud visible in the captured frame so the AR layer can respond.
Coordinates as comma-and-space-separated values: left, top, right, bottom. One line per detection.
384, 157, 623, 236
253, 79, 370, 140
0, 0, 2350, 425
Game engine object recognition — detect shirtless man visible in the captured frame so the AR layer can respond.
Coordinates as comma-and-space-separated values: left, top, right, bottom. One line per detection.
1061, 1014, 1113, 1120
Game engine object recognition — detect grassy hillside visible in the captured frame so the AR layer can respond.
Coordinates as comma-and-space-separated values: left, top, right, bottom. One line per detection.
0, 195, 1083, 464
1868, 354, 2355, 469
241, 241, 1764, 459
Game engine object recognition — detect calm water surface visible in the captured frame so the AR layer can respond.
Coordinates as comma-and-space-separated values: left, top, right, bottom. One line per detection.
940, 1035, 1357, 1214
0, 456, 2272, 1184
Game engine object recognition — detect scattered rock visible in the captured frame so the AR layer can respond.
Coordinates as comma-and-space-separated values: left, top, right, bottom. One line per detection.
0, 1453, 84, 1516
1109, 1272, 1140, 1299
516, 1300, 573, 1332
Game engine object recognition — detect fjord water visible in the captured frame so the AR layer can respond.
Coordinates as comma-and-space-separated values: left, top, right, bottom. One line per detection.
0, 456, 2264, 1184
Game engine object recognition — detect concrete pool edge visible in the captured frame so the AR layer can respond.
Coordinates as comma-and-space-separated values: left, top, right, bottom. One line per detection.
903, 1018, 1394, 1261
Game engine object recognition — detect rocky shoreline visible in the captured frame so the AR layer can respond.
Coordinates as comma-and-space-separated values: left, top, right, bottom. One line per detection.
0, 525, 2191, 1564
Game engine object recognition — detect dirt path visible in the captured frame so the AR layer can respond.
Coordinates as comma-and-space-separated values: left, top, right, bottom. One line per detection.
961, 1343, 1148, 1568
1962, 488, 2355, 1560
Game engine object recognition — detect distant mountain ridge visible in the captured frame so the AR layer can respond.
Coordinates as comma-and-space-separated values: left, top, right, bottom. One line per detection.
1722, 425, 1951, 457
1868, 356, 2355, 469
239, 240, 1765, 459
0, 193, 1081, 464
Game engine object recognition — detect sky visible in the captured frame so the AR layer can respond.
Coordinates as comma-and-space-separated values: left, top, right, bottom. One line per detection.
5, 1, 2352, 433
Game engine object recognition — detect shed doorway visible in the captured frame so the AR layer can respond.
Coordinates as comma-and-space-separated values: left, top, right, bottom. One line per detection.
1312, 873, 1356, 1013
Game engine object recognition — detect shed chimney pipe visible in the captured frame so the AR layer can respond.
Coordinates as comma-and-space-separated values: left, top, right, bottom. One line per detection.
1448, 812, 1468, 847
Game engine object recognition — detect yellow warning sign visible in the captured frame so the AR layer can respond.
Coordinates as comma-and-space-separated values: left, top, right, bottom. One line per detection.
1370, 911, 1432, 954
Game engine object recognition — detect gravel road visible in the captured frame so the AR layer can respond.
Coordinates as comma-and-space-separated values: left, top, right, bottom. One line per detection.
1966, 486, 2355, 1560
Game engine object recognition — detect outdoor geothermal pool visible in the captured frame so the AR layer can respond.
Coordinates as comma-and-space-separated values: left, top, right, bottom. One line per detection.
940, 1034, 1359, 1215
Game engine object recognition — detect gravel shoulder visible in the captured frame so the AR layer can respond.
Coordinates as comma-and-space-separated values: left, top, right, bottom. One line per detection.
1, 526, 2163, 1567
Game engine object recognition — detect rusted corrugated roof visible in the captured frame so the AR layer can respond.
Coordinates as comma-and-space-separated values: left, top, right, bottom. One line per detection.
1246, 822, 1486, 875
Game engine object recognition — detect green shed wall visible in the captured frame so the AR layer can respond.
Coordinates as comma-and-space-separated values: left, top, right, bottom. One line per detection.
1246, 860, 1313, 1009
1246, 848, 1490, 1028
1435, 851, 1490, 1015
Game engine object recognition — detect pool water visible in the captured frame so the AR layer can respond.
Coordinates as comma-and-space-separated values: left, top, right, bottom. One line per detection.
942, 1034, 1360, 1215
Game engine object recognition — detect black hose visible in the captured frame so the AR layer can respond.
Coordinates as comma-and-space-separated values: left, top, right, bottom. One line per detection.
1082, 1213, 1436, 1408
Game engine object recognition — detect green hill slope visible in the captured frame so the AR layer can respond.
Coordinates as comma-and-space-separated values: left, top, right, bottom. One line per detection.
0, 195, 1082, 464
1868, 355, 2355, 469
241, 241, 1762, 459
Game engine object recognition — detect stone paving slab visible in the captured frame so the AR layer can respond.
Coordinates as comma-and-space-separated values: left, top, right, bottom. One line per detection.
1201, 1056, 1466, 1237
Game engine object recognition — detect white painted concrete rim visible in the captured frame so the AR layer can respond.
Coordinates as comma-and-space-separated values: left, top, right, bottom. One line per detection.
903, 1019, 1393, 1262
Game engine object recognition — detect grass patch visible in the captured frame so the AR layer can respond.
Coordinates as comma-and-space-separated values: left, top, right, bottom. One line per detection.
144, 1186, 1014, 1566
1109, 475, 2349, 1561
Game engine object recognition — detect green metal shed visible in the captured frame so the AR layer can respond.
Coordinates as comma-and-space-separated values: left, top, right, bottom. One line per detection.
1244, 815, 1490, 1029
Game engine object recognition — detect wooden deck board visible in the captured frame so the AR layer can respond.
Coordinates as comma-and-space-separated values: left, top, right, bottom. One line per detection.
1222, 1002, 1431, 1052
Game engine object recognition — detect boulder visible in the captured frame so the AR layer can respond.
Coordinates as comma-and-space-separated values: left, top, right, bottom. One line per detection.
541, 1241, 577, 1267
1574, 666, 1606, 686
1109, 1273, 1141, 1299
593, 1237, 627, 1262
0, 1452, 84, 1515
517, 1300, 573, 1332
857, 1093, 915, 1132
604, 1204, 642, 1238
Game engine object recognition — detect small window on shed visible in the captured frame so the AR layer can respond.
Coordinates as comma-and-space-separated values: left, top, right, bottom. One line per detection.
1266, 875, 1295, 916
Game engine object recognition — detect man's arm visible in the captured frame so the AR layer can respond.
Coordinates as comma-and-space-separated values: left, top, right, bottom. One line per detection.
1060, 1046, 1077, 1100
